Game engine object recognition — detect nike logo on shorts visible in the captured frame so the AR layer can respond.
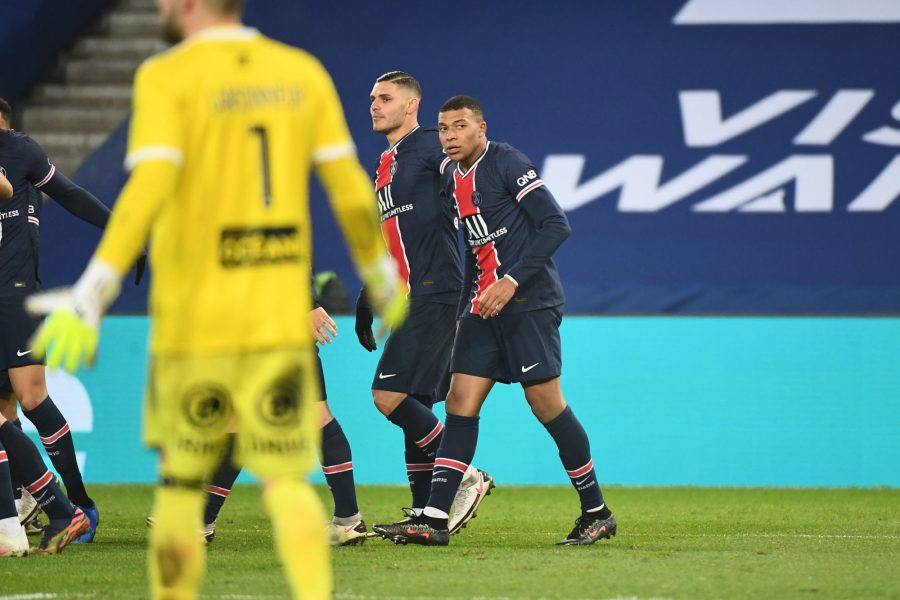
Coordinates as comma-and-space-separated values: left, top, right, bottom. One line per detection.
378, 372, 397, 379
521, 363, 539, 373
16, 349, 32, 357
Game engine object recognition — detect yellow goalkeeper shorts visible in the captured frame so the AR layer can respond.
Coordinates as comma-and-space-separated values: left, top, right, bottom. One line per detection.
144, 347, 320, 481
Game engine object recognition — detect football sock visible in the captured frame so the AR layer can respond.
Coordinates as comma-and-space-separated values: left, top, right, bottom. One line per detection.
404, 437, 434, 510
426, 413, 479, 515
148, 483, 206, 600
263, 477, 331, 600
0, 440, 17, 520
203, 434, 240, 526
387, 396, 444, 457
0, 422, 73, 521
586, 504, 613, 519
543, 406, 605, 512
23, 397, 94, 508
8, 420, 22, 501
320, 418, 359, 519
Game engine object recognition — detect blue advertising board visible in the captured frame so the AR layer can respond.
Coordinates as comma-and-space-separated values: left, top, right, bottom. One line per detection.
28, 316, 900, 487
39, 0, 900, 314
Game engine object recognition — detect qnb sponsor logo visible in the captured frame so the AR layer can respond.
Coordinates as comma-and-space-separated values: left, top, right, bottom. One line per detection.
543, 89, 900, 213
23, 370, 93, 474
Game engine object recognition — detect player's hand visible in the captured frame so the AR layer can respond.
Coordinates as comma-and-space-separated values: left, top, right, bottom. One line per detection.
310, 306, 337, 345
26, 289, 100, 372
476, 275, 517, 319
133, 251, 148, 286
359, 255, 408, 337
354, 287, 377, 351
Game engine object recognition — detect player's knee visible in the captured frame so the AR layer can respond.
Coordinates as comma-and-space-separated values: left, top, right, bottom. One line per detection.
18, 387, 48, 411
372, 390, 401, 417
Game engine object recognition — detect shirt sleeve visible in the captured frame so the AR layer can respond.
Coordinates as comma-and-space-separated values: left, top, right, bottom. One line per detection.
502, 148, 571, 286
123, 59, 186, 171
309, 61, 357, 165
22, 136, 55, 189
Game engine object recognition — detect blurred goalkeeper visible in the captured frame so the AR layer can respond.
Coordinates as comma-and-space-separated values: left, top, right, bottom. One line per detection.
25, 0, 405, 598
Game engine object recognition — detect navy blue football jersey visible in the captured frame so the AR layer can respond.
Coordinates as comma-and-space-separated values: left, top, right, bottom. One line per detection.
449, 141, 571, 317
374, 126, 462, 298
0, 130, 54, 294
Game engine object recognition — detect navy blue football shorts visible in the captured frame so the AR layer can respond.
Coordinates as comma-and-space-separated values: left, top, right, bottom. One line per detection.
372, 293, 457, 402
0, 370, 10, 394
0, 293, 43, 371
450, 306, 563, 384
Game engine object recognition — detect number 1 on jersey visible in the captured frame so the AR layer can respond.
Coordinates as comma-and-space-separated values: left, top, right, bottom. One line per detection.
250, 125, 272, 207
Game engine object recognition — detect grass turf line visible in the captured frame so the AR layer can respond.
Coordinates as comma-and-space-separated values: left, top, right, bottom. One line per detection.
0, 485, 897, 599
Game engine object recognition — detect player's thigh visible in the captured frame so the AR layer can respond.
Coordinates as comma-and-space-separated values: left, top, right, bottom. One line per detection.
373, 299, 457, 398
498, 307, 563, 383
522, 376, 566, 423
145, 354, 235, 481
450, 316, 506, 382
232, 347, 320, 480
445, 373, 494, 417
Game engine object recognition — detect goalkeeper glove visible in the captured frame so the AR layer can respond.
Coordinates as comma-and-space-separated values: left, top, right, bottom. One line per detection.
26, 258, 122, 372
358, 255, 408, 336
354, 286, 377, 351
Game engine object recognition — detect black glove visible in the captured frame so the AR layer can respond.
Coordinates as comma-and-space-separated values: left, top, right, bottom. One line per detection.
134, 251, 148, 286
354, 287, 377, 351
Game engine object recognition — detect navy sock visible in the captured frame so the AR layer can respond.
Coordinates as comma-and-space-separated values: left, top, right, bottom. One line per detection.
404, 437, 433, 510
387, 396, 444, 457
10, 419, 22, 501
543, 406, 605, 512
0, 439, 17, 520
0, 422, 73, 521
203, 434, 241, 525
320, 418, 359, 519
427, 413, 479, 516
23, 397, 93, 508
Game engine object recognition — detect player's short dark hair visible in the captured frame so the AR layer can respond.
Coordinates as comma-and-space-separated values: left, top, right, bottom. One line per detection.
375, 71, 422, 98
439, 95, 483, 119
0, 97, 11, 124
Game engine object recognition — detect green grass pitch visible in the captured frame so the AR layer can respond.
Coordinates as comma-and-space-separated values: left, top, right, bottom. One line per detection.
1, 485, 898, 599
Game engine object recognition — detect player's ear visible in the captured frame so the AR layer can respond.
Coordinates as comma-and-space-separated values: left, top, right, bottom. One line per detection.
479, 120, 487, 137
407, 96, 420, 115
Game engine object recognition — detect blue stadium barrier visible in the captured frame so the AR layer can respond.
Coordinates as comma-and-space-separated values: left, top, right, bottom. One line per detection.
26, 315, 900, 487
0, 0, 115, 102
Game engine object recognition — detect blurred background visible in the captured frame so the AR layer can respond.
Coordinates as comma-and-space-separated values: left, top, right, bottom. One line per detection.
1, 0, 897, 488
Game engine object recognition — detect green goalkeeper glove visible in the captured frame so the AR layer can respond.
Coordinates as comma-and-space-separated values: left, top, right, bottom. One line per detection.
27, 259, 122, 372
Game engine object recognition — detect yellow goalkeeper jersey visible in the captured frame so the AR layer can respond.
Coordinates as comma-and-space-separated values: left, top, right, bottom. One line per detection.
101, 26, 368, 354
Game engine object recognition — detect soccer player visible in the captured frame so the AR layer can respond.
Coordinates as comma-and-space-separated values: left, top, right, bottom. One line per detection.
360, 72, 493, 535
0, 97, 110, 543
373, 96, 617, 547
0, 411, 89, 555
161, 296, 371, 547
27, 0, 404, 598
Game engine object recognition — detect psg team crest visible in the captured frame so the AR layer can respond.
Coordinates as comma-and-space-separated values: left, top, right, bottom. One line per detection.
390, 160, 398, 176
471, 190, 481, 206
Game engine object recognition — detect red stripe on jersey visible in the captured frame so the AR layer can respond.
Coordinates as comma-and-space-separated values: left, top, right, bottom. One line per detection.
453, 168, 501, 315
566, 459, 594, 479
415, 421, 444, 448
25, 470, 54, 494
40, 423, 70, 445
406, 463, 435, 472
434, 457, 468, 473
27, 216, 40, 226
375, 149, 396, 191
322, 461, 353, 475
381, 216, 411, 290
0, 451, 7, 462
208, 485, 231, 498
